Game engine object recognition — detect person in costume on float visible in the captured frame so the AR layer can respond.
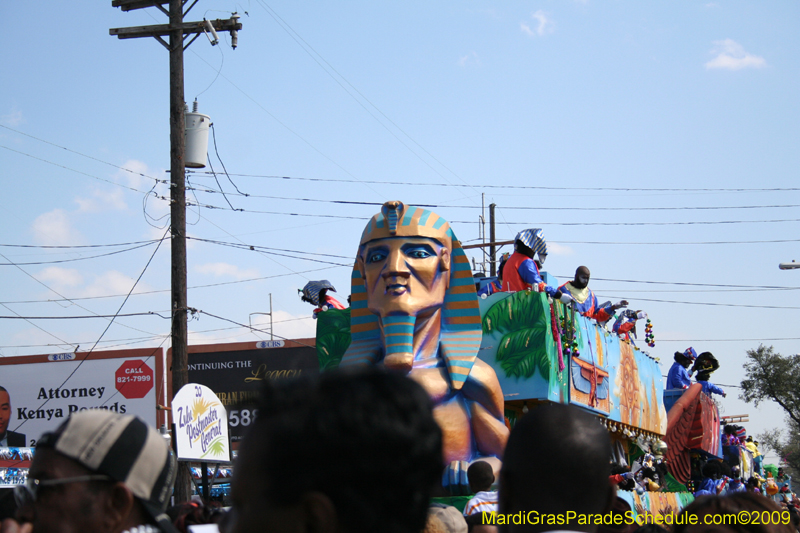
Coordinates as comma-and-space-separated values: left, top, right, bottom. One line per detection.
696, 461, 724, 495
745, 436, 764, 477
696, 370, 726, 398
693, 351, 725, 398
340, 201, 509, 493
667, 347, 697, 390
691, 351, 720, 378
499, 229, 563, 300
476, 253, 509, 297
557, 266, 628, 321
299, 280, 346, 317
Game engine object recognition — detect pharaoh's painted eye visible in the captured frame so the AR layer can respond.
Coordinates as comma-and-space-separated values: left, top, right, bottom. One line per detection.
366, 249, 388, 263
403, 244, 435, 259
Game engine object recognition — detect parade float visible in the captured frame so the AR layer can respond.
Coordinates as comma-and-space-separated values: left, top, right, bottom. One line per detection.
314, 200, 698, 516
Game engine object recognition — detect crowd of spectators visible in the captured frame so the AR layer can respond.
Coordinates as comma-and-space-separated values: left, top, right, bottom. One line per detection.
0, 368, 798, 533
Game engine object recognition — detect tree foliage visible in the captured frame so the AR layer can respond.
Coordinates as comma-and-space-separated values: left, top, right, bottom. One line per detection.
757, 422, 800, 478
740, 345, 800, 473
740, 345, 800, 427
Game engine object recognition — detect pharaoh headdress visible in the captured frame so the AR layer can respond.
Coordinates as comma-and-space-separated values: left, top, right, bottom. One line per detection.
300, 280, 336, 306
515, 228, 547, 263
340, 201, 482, 390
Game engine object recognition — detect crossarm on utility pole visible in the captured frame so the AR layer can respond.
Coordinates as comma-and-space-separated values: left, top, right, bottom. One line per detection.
109, 19, 242, 39
112, 0, 168, 12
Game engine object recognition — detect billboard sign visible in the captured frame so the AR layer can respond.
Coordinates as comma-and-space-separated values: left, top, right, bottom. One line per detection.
183, 339, 317, 442
0, 348, 164, 447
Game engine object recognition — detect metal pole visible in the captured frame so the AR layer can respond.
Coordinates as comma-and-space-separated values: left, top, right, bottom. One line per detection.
489, 203, 496, 276
169, 0, 191, 503
481, 193, 486, 272
269, 293, 273, 341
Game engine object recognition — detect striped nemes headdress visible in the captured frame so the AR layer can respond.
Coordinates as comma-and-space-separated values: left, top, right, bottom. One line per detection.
301, 280, 336, 307
515, 228, 547, 264
341, 201, 482, 390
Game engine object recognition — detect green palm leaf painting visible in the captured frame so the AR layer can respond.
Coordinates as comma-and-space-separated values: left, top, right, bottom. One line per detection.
482, 291, 552, 380
316, 308, 352, 371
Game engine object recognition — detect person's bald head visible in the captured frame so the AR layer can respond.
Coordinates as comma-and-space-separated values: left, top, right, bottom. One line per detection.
499, 404, 614, 532
572, 267, 591, 289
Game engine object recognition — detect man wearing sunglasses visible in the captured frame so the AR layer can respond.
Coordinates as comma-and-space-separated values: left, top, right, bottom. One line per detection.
1, 411, 178, 533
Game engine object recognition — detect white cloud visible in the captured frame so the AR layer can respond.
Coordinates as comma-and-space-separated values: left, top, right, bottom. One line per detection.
1, 107, 24, 127
458, 51, 481, 67
33, 268, 152, 299
252, 310, 315, 341
196, 262, 259, 280
705, 39, 766, 70
37, 267, 84, 288
75, 188, 127, 213
187, 310, 316, 345
116, 159, 163, 191
79, 270, 150, 298
521, 10, 554, 37
31, 209, 83, 246
547, 242, 574, 256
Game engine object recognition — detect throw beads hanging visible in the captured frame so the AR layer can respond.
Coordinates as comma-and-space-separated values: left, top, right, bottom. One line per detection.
559, 311, 580, 358
645, 318, 655, 347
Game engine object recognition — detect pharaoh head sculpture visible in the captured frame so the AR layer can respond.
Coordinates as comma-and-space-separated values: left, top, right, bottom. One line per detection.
340, 201, 482, 390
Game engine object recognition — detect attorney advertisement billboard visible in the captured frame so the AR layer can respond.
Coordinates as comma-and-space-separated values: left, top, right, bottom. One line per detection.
181, 339, 317, 442
0, 347, 164, 447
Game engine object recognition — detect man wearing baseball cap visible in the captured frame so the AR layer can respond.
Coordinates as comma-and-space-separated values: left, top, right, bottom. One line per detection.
2, 410, 177, 533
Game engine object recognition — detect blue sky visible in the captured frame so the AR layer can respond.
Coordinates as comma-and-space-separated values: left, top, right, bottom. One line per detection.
2, 1, 799, 457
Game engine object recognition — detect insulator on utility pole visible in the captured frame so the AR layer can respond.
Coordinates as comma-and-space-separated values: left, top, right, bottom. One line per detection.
204, 19, 219, 45
230, 13, 240, 49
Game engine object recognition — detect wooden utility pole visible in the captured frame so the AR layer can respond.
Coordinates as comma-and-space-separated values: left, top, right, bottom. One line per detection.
167, 0, 190, 502
110, 0, 241, 503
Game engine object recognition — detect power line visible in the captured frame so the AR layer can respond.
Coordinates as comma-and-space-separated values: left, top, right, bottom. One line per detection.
611, 287, 800, 293
190, 171, 800, 194
255, 0, 478, 202
11, 228, 169, 432
184, 200, 800, 226
0, 266, 340, 305
187, 236, 352, 265
569, 276, 799, 290
0, 124, 165, 183
556, 239, 800, 245
0, 144, 160, 194
658, 338, 800, 342
602, 295, 800, 310
0, 240, 160, 266
0, 252, 160, 337
195, 309, 316, 349
0, 312, 170, 320
0, 302, 74, 353
197, 213, 329, 281
0, 315, 316, 350
180, 185, 800, 213
188, 51, 387, 202
0, 239, 163, 249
